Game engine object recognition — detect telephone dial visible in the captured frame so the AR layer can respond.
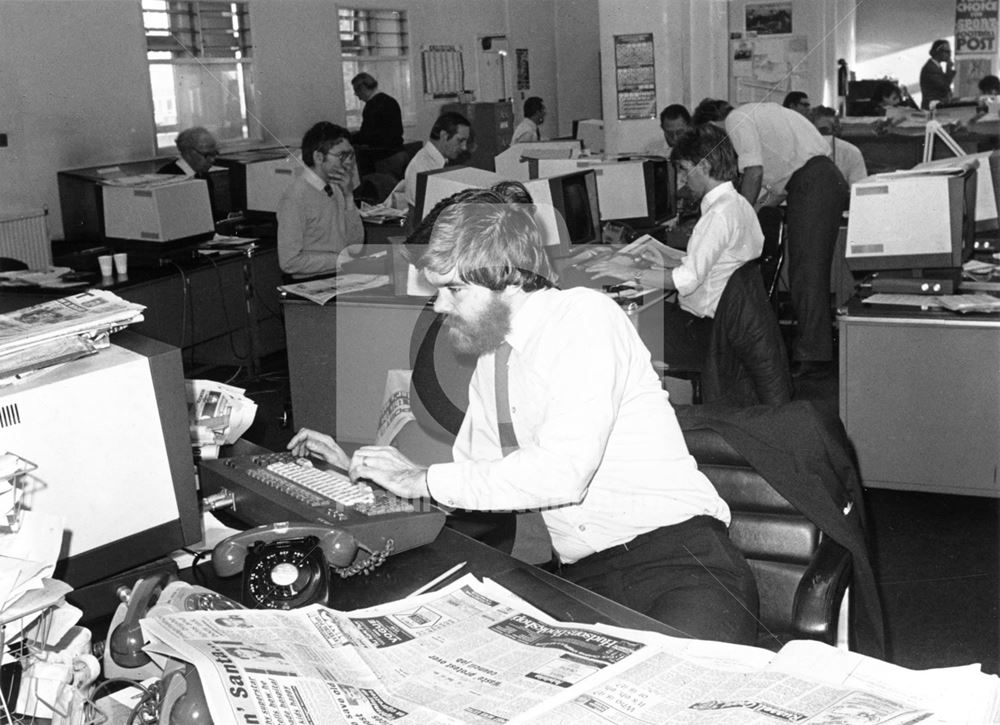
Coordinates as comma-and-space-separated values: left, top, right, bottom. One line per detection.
211, 521, 394, 609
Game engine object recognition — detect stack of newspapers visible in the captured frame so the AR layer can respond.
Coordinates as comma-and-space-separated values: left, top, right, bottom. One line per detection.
0, 289, 145, 383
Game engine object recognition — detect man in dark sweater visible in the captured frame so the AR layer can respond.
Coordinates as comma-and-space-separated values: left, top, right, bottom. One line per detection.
351, 72, 404, 175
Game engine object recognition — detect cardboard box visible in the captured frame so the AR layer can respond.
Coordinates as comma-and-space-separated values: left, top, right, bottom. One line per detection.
102, 177, 214, 243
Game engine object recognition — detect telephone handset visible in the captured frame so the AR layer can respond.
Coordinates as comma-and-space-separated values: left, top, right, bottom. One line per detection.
212, 521, 395, 609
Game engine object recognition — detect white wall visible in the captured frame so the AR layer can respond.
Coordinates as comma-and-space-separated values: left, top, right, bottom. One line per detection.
725, 0, 854, 109
598, 0, 728, 155
554, 0, 603, 137
0, 0, 598, 240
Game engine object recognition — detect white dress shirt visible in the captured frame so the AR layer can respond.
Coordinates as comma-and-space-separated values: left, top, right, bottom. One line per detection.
827, 136, 868, 187
672, 181, 764, 318
512, 118, 540, 144
725, 102, 830, 200
403, 141, 446, 207
426, 286, 729, 564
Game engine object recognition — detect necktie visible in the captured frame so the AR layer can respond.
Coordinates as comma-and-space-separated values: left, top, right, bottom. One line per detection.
494, 342, 518, 455
494, 342, 554, 565
323, 183, 334, 198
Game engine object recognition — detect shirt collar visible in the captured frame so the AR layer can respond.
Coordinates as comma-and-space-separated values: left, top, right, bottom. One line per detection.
175, 157, 196, 177
302, 165, 327, 192
699, 180, 734, 213
504, 288, 552, 353
425, 141, 446, 166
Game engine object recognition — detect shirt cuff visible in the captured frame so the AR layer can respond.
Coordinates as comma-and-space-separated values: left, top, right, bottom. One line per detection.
671, 264, 698, 296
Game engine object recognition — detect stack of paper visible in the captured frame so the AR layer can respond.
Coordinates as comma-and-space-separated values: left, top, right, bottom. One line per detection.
0, 289, 145, 383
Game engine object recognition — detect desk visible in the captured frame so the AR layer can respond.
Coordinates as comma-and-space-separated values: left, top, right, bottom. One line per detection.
838, 299, 1000, 497
1, 242, 286, 374
284, 277, 673, 446
284, 289, 428, 445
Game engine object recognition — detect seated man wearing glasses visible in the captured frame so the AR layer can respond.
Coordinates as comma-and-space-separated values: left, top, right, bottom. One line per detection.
158, 126, 222, 218
277, 122, 364, 280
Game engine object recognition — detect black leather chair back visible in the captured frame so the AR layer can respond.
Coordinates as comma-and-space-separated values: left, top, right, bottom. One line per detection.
684, 427, 852, 650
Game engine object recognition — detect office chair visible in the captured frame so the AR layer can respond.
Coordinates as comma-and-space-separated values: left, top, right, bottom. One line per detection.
677, 402, 886, 657
656, 262, 793, 407
682, 424, 853, 650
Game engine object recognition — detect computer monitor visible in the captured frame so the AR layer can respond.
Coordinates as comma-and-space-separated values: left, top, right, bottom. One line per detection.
409, 166, 599, 258
914, 150, 1000, 233
216, 148, 301, 215
0, 332, 202, 589
846, 161, 977, 274
413, 166, 502, 221
530, 156, 675, 228
522, 169, 601, 257
575, 120, 605, 154
58, 159, 231, 243
494, 140, 583, 181
102, 176, 215, 245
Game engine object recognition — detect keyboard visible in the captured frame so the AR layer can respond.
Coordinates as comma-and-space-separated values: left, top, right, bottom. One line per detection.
199, 452, 445, 557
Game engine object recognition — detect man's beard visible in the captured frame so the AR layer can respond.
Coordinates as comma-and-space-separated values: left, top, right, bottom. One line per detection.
444, 294, 512, 355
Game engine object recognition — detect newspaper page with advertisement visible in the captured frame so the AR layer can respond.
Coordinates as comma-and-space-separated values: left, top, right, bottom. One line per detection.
140, 575, 662, 725
140, 574, 1000, 725
0, 289, 144, 357
528, 636, 1000, 724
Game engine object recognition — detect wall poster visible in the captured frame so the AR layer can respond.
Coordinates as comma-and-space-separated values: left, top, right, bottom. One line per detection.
614, 33, 656, 120
745, 3, 792, 36
516, 49, 530, 90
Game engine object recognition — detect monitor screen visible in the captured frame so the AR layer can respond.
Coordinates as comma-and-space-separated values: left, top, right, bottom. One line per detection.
523, 170, 601, 258
0, 332, 202, 589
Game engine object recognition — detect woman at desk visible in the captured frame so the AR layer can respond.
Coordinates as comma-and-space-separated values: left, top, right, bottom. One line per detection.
588, 125, 762, 367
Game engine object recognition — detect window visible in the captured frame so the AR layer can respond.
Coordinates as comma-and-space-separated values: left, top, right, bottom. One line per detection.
339, 8, 414, 129
143, 0, 257, 151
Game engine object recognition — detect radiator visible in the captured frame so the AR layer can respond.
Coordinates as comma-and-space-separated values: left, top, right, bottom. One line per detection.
0, 208, 52, 270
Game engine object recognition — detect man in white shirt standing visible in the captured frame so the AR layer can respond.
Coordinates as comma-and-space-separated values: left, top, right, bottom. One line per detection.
812, 106, 868, 187
402, 112, 471, 211
694, 99, 849, 380
511, 97, 545, 143
288, 189, 760, 645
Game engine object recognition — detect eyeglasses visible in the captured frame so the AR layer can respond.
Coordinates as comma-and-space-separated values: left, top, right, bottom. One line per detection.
327, 149, 356, 163
194, 148, 219, 159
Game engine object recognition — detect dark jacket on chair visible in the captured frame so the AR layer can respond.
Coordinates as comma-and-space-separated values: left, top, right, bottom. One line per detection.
677, 401, 886, 658
703, 261, 792, 406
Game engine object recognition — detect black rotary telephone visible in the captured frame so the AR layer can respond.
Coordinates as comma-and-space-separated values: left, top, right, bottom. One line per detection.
212, 521, 393, 609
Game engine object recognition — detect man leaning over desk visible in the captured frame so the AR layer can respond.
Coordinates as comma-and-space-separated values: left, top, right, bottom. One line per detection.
287, 188, 760, 645
277, 122, 364, 280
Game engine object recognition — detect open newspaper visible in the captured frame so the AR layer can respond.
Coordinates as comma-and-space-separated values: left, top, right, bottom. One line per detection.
139, 574, 1000, 725
278, 274, 391, 306
0, 290, 145, 380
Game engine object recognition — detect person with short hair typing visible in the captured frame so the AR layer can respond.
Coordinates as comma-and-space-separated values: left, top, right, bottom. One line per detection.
287, 188, 760, 645
588, 125, 763, 366
276, 122, 363, 279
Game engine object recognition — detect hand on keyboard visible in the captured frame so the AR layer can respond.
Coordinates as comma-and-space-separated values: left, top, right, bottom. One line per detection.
286, 427, 351, 469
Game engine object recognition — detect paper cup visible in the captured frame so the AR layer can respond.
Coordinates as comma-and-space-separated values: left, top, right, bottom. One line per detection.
113, 252, 128, 276
98, 254, 113, 277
